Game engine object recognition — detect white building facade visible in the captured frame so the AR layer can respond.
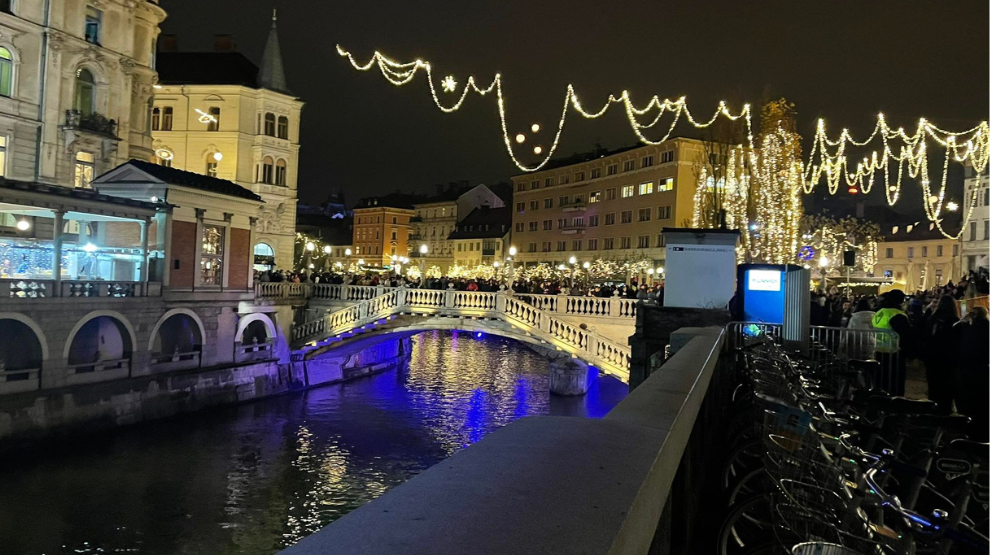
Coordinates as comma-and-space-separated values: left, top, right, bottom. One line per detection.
150, 13, 302, 270
0, 0, 164, 187
962, 167, 989, 272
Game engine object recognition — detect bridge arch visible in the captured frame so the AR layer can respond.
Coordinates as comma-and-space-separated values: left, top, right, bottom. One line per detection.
148, 308, 207, 354
0, 313, 49, 373
235, 313, 277, 344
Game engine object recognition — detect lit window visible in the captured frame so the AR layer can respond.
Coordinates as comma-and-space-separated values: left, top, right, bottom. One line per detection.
0, 47, 14, 97
277, 116, 289, 139
621, 185, 634, 198
74, 151, 94, 188
74, 68, 96, 117
658, 178, 674, 192
262, 156, 274, 183
275, 159, 287, 185
589, 191, 601, 203
200, 225, 225, 286
639, 181, 653, 195
84, 7, 102, 45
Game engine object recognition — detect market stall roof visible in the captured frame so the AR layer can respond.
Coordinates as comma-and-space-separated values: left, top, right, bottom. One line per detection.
0, 179, 162, 221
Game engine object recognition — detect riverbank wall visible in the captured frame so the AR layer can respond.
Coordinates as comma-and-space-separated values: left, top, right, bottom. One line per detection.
0, 336, 412, 449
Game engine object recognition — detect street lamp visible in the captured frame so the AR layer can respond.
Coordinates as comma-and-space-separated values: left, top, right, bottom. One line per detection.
305, 241, 315, 271
582, 261, 591, 287
345, 248, 352, 256
418, 244, 428, 277
323, 245, 332, 271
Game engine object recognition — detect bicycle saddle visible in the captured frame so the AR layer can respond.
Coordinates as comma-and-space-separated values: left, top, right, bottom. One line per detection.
949, 438, 989, 461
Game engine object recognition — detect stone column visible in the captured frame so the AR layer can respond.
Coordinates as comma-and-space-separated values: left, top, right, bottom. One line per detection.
139, 217, 150, 288
248, 217, 258, 290
549, 358, 592, 396
52, 210, 65, 296
221, 213, 233, 290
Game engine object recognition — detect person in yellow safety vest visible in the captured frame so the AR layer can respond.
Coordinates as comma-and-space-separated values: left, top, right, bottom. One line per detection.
872, 289, 911, 396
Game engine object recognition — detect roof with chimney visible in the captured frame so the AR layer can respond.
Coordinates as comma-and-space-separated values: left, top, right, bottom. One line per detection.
447, 206, 512, 240
155, 11, 292, 96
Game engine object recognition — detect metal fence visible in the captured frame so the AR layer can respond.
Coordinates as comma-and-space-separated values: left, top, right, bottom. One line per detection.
725, 321, 902, 394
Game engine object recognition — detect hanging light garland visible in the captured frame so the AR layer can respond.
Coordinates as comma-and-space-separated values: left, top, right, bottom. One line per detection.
336, 45, 989, 239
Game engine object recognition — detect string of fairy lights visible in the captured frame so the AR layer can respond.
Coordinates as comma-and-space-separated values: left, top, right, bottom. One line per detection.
336, 45, 990, 241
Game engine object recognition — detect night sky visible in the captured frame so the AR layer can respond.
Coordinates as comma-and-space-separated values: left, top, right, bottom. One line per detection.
161, 0, 989, 214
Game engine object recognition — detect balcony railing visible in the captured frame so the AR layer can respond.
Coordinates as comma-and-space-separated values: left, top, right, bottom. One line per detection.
561, 202, 587, 212
64, 109, 119, 138
0, 279, 157, 299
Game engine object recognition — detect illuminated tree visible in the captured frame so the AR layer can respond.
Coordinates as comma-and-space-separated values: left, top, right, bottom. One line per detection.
799, 216, 880, 275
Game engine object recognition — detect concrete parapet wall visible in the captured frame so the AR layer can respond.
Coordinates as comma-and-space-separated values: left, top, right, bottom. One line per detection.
278, 326, 727, 555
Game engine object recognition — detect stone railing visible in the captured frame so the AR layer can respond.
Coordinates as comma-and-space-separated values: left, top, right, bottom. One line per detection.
292, 288, 632, 377
256, 283, 394, 302
516, 293, 638, 320
277, 327, 728, 555
0, 279, 156, 299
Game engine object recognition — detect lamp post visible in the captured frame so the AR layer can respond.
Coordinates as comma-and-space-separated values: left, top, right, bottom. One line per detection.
419, 244, 428, 277
344, 248, 353, 276
568, 256, 577, 289
305, 241, 315, 272
582, 261, 590, 287
323, 245, 332, 271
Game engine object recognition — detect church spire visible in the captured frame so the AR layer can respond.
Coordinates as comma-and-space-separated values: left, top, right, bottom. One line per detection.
259, 9, 290, 94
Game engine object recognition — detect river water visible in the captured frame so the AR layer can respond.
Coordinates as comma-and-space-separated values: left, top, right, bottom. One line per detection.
0, 330, 628, 555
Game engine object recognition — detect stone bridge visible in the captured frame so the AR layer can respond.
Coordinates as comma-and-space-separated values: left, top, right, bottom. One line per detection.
255, 283, 637, 380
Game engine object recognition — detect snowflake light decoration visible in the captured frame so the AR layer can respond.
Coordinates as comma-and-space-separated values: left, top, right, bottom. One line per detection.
441, 75, 457, 93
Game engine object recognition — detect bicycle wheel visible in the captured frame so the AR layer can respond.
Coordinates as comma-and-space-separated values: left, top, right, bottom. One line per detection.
727, 467, 772, 508
718, 494, 774, 555
723, 438, 764, 491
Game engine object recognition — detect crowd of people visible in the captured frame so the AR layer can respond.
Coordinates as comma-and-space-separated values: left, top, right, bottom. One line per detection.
790, 271, 989, 440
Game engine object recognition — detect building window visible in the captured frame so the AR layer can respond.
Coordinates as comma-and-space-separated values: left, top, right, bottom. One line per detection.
953, 244, 959, 256
0, 47, 13, 97
391, 230, 397, 240
545, 177, 554, 187
637, 235, 650, 248
200, 225, 225, 286
516, 182, 526, 192
528, 242, 537, 252
162, 107, 173, 130
638, 208, 651, 222
588, 239, 598, 250
575, 172, 585, 182
262, 156, 274, 183
639, 181, 653, 195
604, 238, 614, 250
0, 0, 11, 14
657, 205, 672, 219
623, 160, 635, 172
530, 180, 539, 190
264, 113, 276, 136
559, 195, 570, 206
277, 116, 289, 139
658, 178, 674, 192
620, 210, 632, 224
529, 200, 539, 211
207, 107, 220, 131
621, 237, 631, 249
985, 219, 990, 240
661, 150, 674, 163
560, 175, 570, 185
984, 187, 989, 207
606, 188, 617, 201
74, 152, 94, 188
542, 242, 551, 252
275, 159, 287, 185
657, 234, 666, 247
907, 247, 914, 258
921, 246, 928, 258
590, 168, 601, 179
589, 215, 599, 227
970, 221, 978, 241
206, 160, 218, 177
589, 191, 601, 203
641, 156, 654, 168
74, 68, 96, 117
937, 245, 943, 257
516, 202, 525, 213
557, 218, 566, 229
885, 248, 893, 258
0, 135, 6, 176
605, 213, 615, 225
515, 223, 524, 232
151, 107, 160, 130
543, 220, 552, 230
607, 164, 617, 175
572, 217, 584, 227
544, 198, 553, 209
84, 6, 102, 44
526, 222, 535, 231
573, 240, 582, 251
556, 241, 566, 251
621, 185, 634, 198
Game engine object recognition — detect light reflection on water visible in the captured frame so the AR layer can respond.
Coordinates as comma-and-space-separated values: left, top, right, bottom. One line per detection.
0, 330, 627, 555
